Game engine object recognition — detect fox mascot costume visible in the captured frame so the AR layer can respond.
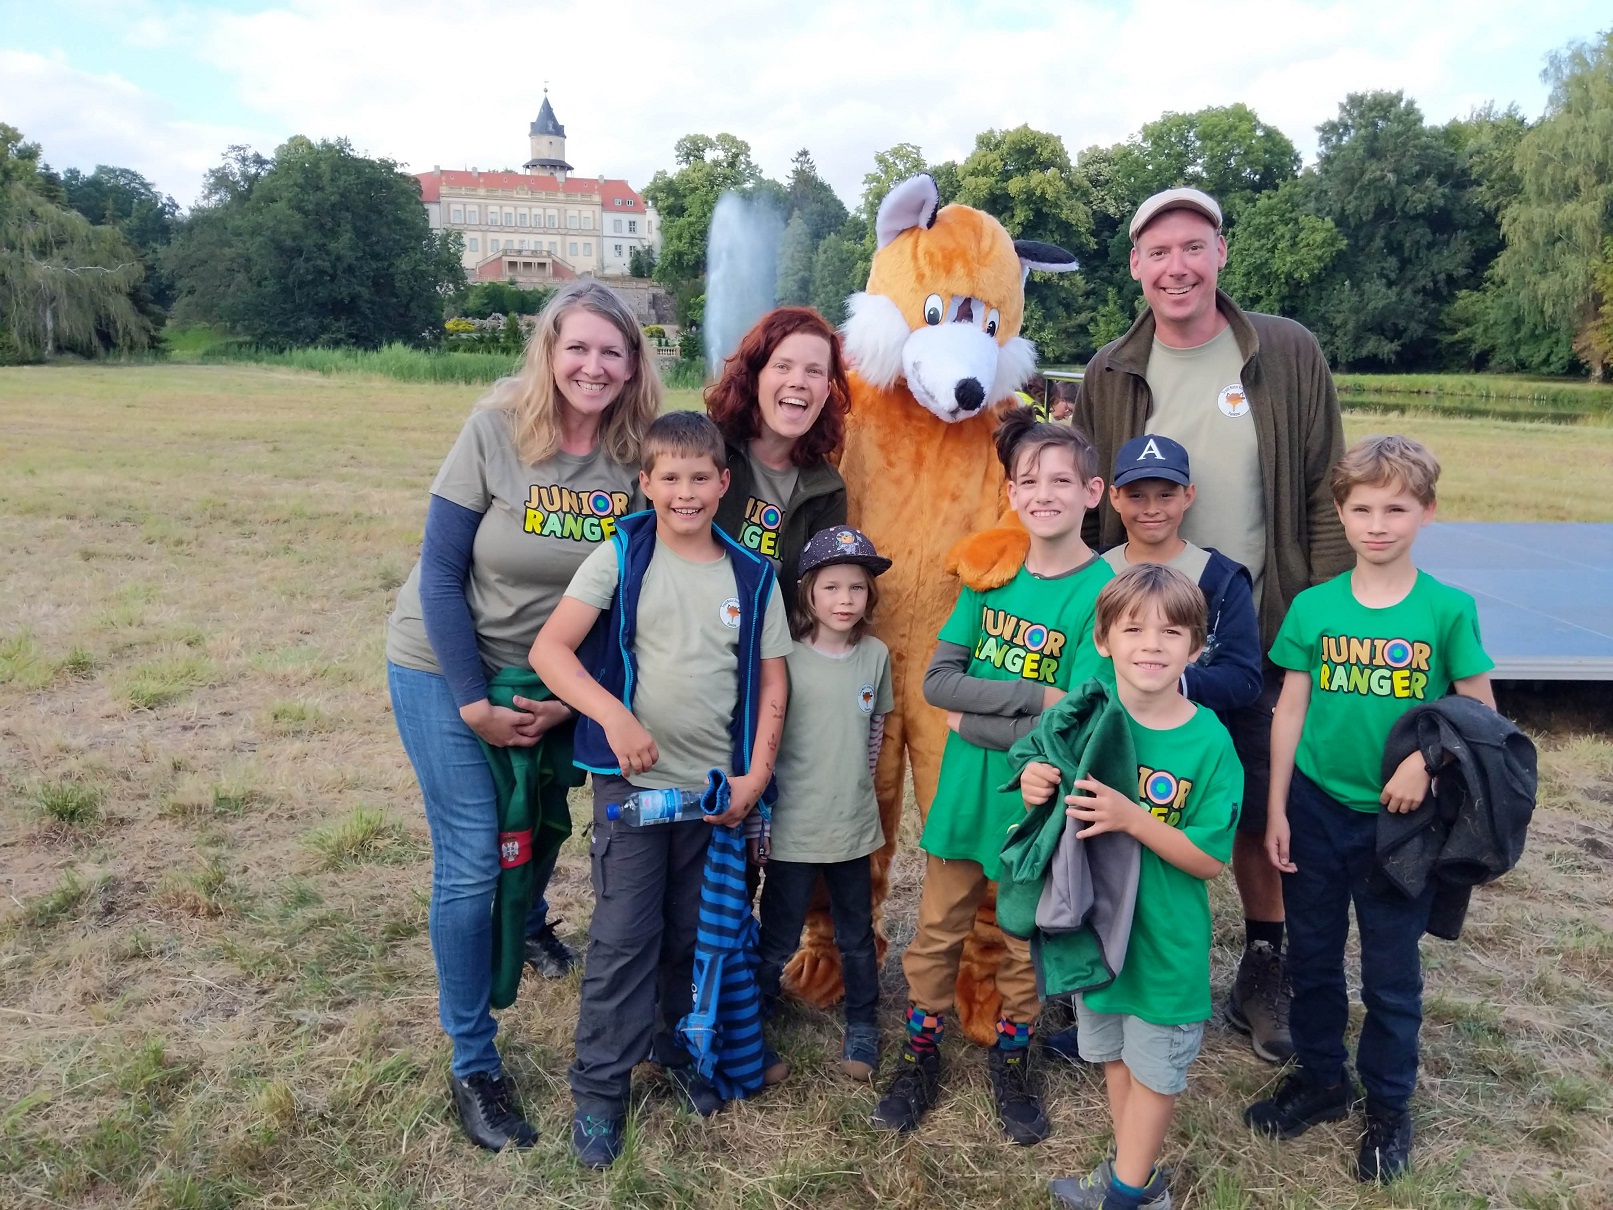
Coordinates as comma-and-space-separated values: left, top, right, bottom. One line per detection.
783, 174, 1072, 1043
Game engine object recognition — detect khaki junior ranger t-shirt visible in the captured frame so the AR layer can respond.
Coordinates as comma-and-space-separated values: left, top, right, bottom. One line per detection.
732, 453, 799, 568
386, 408, 638, 676
1144, 325, 1266, 605
566, 541, 793, 792
771, 637, 895, 863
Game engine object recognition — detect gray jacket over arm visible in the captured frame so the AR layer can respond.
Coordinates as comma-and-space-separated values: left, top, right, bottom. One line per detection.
923, 640, 1047, 752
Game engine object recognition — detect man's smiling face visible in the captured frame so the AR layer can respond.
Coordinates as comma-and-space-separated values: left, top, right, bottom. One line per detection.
1130, 209, 1228, 339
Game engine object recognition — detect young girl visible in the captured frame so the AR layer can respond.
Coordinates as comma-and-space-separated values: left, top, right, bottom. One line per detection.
707, 307, 851, 606
755, 525, 894, 1081
873, 408, 1113, 1144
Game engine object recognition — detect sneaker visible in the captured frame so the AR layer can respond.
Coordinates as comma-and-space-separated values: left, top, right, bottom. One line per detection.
1244, 1069, 1359, 1140
524, 920, 578, 979
988, 1045, 1049, 1145
1357, 1104, 1414, 1183
841, 1022, 881, 1081
1226, 941, 1294, 1063
448, 1071, 537, 1151
666, 1065, 727, 1117
570, 1111, 623, 1168
1041, 1024, 1089, 1067
870, 1043, 940, 1133
1049, 1159, 1171, 1210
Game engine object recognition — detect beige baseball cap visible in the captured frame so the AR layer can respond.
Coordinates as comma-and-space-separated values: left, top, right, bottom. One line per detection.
1129, 187, 1223, 241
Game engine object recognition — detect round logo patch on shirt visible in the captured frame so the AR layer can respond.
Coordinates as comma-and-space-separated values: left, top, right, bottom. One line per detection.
719, 597, 742, 629
857, 683, 876, 714
1217, 383, 1250, 418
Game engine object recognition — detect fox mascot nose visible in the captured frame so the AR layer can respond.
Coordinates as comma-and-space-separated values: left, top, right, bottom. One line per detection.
956, 379, 985, 412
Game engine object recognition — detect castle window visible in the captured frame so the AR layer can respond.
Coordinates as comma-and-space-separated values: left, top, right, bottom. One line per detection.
489, 211, 500, 226
582, 213, 593, 230
503, 209, 514, 225
518, 212, 528, 226
626, 199, 635, 207
567, 212, 579, 229
491, 238, 501, 251
613, 219, 623, 234
467, 206, 479, 223
614, 244, 623, 257
583, 242, 592, 256
547, 210, 558, 227
628, 220, 637, 234
569, 241, 578, 256
450, 205, 464, 223
468, 237, 479, 252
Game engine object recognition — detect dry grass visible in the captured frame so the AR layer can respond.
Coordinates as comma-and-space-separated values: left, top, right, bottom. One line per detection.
2, 363, 1611, 1209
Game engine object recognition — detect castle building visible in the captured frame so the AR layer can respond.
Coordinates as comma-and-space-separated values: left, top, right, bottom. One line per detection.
417, 91, 660, 282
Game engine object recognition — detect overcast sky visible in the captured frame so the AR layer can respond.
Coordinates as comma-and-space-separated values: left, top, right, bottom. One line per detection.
2, 0, 1606, 209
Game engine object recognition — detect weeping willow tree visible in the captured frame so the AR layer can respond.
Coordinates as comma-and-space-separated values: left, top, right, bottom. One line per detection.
0, 123, 154, 361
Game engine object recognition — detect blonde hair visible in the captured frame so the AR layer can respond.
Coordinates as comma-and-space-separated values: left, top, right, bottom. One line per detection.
476, 280, 662, 466
1094, 563, 1207, 652
1331, 434, 1440, 507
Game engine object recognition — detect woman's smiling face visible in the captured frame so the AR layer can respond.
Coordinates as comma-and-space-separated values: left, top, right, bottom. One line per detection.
755, 331, 832, 445
552, 309, 632, 420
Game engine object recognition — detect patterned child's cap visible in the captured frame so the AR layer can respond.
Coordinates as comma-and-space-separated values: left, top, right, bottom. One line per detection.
798, 525, 892, 578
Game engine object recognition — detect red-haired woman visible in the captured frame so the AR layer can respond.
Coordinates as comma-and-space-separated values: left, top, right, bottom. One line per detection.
707, 306, 850, 604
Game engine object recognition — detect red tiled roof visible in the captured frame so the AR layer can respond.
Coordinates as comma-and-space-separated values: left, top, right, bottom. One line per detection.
417, 169, 643, 203
598, 179, 647, 210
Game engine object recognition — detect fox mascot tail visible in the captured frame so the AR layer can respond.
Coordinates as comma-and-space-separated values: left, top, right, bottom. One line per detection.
781, 173, 1074, 1045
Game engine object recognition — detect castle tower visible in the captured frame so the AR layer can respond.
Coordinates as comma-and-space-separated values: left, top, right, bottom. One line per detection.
524, 89, 573, 181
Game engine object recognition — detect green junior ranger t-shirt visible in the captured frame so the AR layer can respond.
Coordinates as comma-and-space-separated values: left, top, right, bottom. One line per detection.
1145, 326, 1267, 605
921, 558, 1114, 872
1269, 570, 1494, 813
771, 637, 895, 863
386, 408, 638, 677
1083, 704, 1242, 1025
566, 540, 793, 792
732, 453, 799, 569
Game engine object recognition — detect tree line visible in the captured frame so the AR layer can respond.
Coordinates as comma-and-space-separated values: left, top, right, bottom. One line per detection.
3, 28, 1609, 375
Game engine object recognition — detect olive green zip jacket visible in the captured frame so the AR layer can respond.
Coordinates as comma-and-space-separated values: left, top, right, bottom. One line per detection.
1074, 291, 1351, 648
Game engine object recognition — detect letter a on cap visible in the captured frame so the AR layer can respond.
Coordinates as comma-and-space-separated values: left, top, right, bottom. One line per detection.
1140, 437, 1165, 461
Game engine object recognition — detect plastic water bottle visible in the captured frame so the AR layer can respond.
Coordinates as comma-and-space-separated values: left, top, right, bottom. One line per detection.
606, 788, 707, 826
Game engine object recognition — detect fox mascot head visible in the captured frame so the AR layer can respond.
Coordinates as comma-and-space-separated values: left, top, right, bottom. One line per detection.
842, 172, 1076, 423
782, 173, 1076, 1046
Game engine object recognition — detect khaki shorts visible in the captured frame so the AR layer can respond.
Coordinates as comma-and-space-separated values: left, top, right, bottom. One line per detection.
1075, 1000, 1205, 1095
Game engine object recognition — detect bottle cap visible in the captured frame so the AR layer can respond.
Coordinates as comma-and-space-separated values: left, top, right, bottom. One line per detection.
605, 802, 621, 821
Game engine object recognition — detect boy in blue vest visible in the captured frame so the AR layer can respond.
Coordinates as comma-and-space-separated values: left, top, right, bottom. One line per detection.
531, 411, 792, 1168
1245, 435, 1494, 1182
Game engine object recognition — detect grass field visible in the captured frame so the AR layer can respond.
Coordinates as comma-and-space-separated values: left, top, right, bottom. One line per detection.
3, 363, 1612, 1210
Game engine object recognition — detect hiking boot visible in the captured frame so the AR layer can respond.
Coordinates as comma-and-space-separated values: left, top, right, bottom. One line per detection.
1041, 1023, 1090, 1067
1226, 941, 1294, 1063
1244, 1069, 1359, 1139
841, 1021, 881, 1081
1357, 1104, 1414, 1183
988, 1045, 1049, 1145
666, 1065, 726, 1117
524, 920, 578, 979
448, 1071, 537, 1151
1049, 1159, 1171, 1210
870, 1043, 940, 1133
570, 1111, 623, 1168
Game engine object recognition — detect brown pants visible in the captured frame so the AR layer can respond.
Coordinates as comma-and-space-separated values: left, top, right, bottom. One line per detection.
902, 852, 1040, 1025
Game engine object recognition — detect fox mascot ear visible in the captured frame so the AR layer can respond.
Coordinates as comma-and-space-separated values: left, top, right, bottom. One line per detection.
876, 173, 940, 249
1014, 239, 1079, 281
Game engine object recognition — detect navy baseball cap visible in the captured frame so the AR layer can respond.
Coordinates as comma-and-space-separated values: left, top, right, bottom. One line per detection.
798, 525, 892, 578
1113, 434, 1192, 487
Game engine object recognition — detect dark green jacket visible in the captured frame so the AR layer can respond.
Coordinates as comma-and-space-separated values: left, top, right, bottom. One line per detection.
479, 667, 583, 1009
714, 441, 847, 606
1074, 291, 1351, 648
998, 680, 1140, 997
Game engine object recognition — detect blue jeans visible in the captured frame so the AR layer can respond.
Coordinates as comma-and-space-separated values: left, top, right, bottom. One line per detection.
1283, 770, 1434, 1112
388, 662, 559, 1078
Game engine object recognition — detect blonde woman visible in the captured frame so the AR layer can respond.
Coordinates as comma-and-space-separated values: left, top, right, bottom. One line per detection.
385, 281, 659, 1150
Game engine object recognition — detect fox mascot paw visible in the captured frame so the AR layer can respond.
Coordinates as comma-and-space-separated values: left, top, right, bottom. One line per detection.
781, 173, 1075, 1046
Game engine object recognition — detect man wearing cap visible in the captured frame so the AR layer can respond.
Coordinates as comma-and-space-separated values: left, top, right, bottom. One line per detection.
1073, 187, 1351, 1064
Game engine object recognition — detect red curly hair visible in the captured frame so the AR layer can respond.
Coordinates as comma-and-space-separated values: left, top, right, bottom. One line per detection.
703, 306, 851, 467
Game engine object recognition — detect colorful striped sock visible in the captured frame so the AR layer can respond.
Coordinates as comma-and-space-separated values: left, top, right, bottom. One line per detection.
995, 1018, 1034, 1050
905, 1007, 944, 1053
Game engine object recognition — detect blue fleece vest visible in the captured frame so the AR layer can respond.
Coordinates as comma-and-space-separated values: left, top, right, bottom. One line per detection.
572, 509, 779, 789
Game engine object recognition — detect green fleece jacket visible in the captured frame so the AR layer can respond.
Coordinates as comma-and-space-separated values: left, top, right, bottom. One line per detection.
714, 441, 847, 605
1074, 291, 1351, 648
998, 680, 1140, 997
479, 667, 583, 1010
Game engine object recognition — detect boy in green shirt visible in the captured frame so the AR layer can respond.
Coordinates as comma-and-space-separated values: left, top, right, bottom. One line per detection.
872, 410, 1112, 1147
1245, 436, 1495, 1184
1024, 564, 1242, 1210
